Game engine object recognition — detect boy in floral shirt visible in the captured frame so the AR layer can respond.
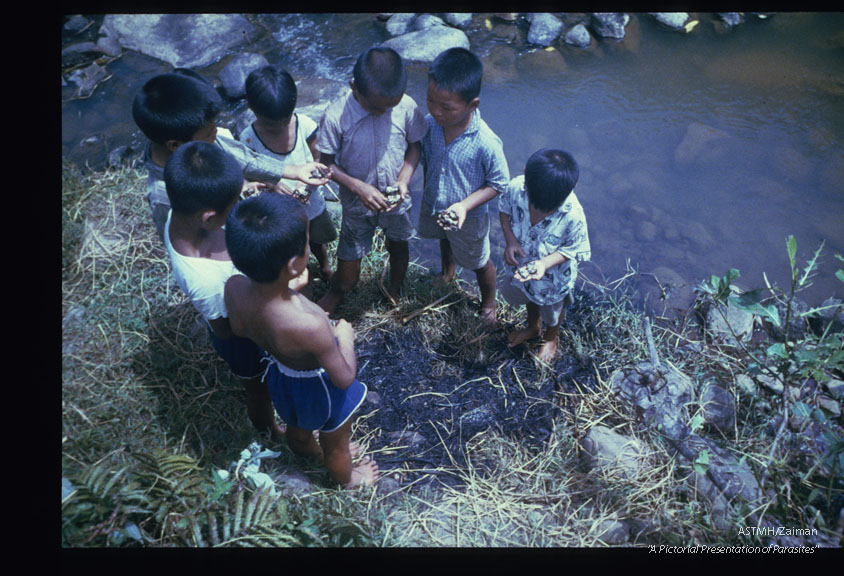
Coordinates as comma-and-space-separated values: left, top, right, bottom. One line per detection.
498, 148, 591, 362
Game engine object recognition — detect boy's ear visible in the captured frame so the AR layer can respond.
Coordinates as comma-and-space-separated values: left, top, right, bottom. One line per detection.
200, 209, 219, 227
286, 255, 303, 278
467, 97, 480, 112
165, 139, 185, 153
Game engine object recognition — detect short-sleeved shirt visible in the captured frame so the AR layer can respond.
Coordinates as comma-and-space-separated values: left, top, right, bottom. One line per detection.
239, 113, 327, 221
317, 92, 427, 217
163, 211, 239, 322
420, 110, 510, 222
143, 128, 291, 238
498, 175, 591, 305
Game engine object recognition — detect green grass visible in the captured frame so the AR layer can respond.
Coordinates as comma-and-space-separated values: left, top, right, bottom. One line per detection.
62, 162, 843, 548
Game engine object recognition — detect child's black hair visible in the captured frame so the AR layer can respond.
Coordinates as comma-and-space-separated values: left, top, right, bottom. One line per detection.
352, 46, 407, 101
163, 141, 243, 215
225, 193, 308, 284
245, 66, 298, 121
428, 47, 483, 103
524, 148, 580, 213
132, 73, 222, 145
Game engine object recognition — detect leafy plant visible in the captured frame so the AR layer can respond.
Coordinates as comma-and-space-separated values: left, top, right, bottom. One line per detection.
695, 235, 844, 517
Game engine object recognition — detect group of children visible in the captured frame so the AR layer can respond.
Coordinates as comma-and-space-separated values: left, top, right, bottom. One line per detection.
132, 45, 590, 489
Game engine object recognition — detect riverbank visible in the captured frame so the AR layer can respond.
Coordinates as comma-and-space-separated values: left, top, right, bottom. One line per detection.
61, 163, 843, 547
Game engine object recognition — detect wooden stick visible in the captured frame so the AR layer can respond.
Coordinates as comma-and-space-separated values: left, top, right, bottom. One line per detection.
644, 316, 660, 367
401, 291, 458, 325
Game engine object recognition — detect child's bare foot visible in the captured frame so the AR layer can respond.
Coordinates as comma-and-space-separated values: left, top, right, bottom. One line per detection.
536, 338, 558, 363
432, 273, 452, 289
479, 305, 497, 326
345, 457, 379, 489
269, 422, 287, 442
507, 325, 542, 348
349, 441, 363, 460
317, 290, 342, 314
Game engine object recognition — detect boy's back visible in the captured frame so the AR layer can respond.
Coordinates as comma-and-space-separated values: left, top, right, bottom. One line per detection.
226, 276, 341, 373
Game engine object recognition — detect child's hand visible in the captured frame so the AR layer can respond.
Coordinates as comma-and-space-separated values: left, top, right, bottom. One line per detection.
503, 241, 526, 267
295, 162, 332, 186
515, 259, 546, 282
355, 182, 391, 212
383, 181, 408, 212
241, 181, 269, 199
333, 318, 355, 343
440, 202, 467, 230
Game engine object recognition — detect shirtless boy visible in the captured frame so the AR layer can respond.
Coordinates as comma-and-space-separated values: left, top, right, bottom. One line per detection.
224, 193, 377, 488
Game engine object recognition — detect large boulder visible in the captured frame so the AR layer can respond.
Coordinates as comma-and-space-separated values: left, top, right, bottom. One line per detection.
700, 287, 755, 346
700, 383, 736, 433
675, 121, 731, 165
411, 14, 445, 31
381, 26, 470, 63
218, 53, 269, 99
99, 14, 254, 69
526, 13, 564, 47
611, 362, 695, 441
564, 24, 592, 48
441, 13, 473, 30
650, 12, 691, 31
580, 425, 652, 480
590, 13, 629, 39
386, 13, 416, 36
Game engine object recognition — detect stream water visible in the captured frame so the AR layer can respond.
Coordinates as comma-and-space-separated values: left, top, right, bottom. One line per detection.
61, 13, 844, 311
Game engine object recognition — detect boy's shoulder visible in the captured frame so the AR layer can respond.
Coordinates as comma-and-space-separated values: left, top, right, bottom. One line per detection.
473, 110, 503, 143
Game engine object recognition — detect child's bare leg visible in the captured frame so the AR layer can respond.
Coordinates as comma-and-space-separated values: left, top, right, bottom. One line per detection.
385, 238, 409, 301
317, 259, 361, 314
435, 238, 456, 287
474, 259, 497, 324
286, 425, 323, 460
242, 376, 286, 441
318, 420, 378, 488
537, 322, 561, 362
508, 302, 542, 347
310, 241, 333, 282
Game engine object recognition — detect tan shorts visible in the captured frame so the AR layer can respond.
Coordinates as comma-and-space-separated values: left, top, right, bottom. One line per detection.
416, 204, 490, 271
308, 208, 338, 245
336, 209, 415, 262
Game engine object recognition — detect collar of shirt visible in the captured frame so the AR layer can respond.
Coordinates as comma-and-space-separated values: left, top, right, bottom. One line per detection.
347, 92, 376, 123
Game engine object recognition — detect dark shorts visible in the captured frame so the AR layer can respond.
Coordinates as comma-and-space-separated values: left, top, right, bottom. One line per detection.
263, 357, 367, 432
308, 207, 338, 245
208, 328, 265, 379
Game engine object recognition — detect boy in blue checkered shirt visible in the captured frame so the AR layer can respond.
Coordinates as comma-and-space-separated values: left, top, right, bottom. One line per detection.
416, 48, 510, 323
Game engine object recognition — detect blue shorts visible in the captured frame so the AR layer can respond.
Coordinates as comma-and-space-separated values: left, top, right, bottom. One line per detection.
263, 357, 367, 432
208, 328, 265, 379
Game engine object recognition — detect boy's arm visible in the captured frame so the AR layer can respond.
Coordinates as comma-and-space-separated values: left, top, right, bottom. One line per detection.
391, 141, 421, 204
207, 316, 236, 340
447, 185, 500, 229
499, 211, 525, 266
320, 153, 390, 212
308, 317, 357, 390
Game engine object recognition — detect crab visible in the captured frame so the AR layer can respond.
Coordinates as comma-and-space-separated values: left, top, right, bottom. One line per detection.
517, 260, 538, 280
384, 185, 402, 207
310, 168, 330, 180
437, 209, 460, 231
291, 188, 312, 204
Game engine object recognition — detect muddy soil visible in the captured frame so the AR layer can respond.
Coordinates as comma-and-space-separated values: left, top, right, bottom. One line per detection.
355, 289, 600, 489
